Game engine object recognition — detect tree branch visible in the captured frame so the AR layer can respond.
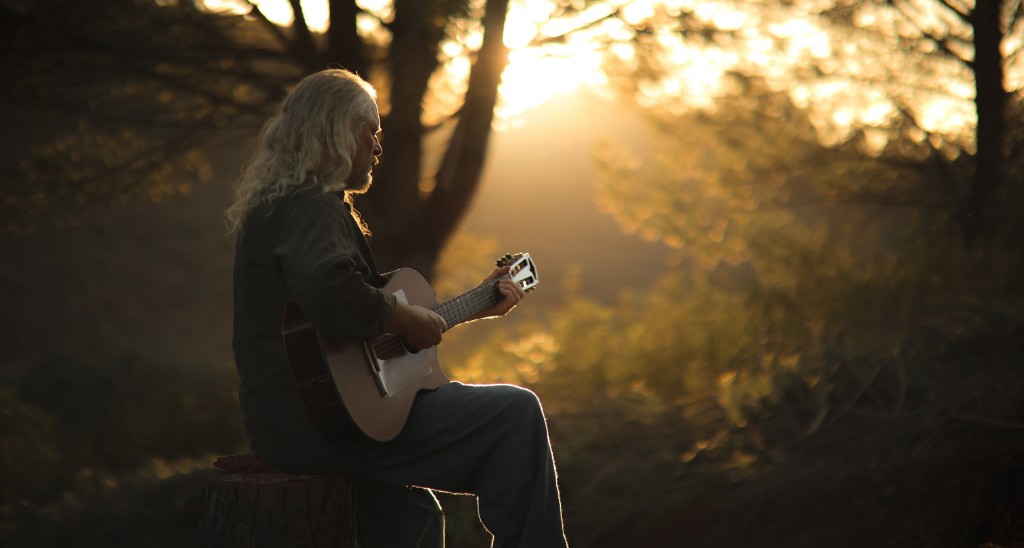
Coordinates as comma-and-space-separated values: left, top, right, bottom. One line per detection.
936, 0, 972, 24
889, 0, 971, 66
526, 5, 624, 47
242, 0, 293, 52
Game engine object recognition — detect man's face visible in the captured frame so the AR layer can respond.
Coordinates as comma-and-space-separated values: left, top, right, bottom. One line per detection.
345, 102, 383, 192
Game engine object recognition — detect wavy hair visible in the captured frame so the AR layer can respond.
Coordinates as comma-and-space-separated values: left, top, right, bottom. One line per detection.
225, 69, 377, 234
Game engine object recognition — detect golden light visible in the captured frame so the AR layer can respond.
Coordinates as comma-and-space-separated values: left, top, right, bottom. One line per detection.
621, 0, 656, 25
196, 0, 982, 139
496, 47, 606, 122
918, 98, 975, 135
201, 0, 329, 31
495, 0, 611, 123
503, 0, 549, 49
200, 0, 609, 122
692, 1, 750, 30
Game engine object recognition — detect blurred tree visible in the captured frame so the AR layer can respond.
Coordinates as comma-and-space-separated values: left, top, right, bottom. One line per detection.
821, 0, 1024, 244
584, 66, 1023, 452
2, 0, 511, 275
0, 389, 64, 503
541, 0, 1023, 245
451, 70, 1024, 544
594, 77, 946, 274
17, 355, 246, 472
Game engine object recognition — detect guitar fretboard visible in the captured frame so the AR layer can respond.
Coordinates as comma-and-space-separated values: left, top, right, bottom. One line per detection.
432, 280, 502, 329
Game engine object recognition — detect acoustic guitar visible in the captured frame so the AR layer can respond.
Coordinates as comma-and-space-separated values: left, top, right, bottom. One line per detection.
282, 253, 540, 442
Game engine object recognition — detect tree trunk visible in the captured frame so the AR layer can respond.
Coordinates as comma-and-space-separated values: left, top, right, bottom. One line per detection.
359, 0, 446, 273
414, 0, 511, 280
361, 0, 511, 278
199, 473, 357, 548
327, 0, 368, 76
288, 0, 321, 72
966, 0, 1008, 244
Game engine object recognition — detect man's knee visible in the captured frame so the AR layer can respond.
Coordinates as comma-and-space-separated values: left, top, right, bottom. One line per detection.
494, 384, 543, 416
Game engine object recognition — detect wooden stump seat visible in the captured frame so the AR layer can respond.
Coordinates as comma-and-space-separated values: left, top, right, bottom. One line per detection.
199, 455, 357, 548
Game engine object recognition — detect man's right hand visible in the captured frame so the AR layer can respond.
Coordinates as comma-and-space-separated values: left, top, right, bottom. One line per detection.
384, 302, 446, 350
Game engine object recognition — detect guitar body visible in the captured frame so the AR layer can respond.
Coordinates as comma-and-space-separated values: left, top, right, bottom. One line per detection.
282, 253, 538, 443
282, 269, 449, 442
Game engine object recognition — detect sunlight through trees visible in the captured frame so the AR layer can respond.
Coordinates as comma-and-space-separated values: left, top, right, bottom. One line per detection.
2, 1, 1023, 546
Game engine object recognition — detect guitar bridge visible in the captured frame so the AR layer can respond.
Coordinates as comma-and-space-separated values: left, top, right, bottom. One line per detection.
360, 340, 388, 397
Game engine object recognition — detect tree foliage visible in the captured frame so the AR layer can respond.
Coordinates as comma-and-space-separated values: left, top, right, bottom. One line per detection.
556, 0, 1023, 245
441, 51, 1024, 544
822, 0, 1024, 242
2, 0, 513, 274
5, 1, 1024, 545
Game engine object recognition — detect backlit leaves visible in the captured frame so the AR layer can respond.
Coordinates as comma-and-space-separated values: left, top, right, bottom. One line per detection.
8, 126, 210, 237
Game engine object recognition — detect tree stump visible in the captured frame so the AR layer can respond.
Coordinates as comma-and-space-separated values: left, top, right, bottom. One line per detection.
199, 472, 357, 547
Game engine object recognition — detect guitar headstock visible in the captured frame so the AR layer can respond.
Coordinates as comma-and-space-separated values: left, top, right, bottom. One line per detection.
497, 253, 540, 293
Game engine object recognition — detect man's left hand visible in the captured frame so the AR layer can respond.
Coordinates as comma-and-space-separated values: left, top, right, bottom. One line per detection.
471, 265, 526, 321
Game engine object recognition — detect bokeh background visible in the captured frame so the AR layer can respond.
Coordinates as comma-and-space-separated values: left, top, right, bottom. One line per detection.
2, 0, 1023, 546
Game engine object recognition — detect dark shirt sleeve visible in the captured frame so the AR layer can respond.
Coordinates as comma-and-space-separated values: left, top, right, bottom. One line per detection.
272, 192, 396, 341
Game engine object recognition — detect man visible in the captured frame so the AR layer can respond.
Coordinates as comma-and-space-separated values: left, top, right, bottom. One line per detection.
226, 69, 569, 548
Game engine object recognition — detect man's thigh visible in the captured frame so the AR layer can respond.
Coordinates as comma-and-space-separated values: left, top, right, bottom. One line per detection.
346, 382, 543, 491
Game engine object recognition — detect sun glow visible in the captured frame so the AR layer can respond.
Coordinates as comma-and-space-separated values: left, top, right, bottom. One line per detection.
199, 0, 980, 139
496, 45, 606, 122
202, 0, 330, 31
200, 0, 607, 121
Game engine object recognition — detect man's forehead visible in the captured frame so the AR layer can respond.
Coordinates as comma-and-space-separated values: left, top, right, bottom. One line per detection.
361, 103, 381, 129
355, 116, 378, 131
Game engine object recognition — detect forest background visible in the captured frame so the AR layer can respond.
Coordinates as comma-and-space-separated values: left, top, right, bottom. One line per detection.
2, 0, 1023, 546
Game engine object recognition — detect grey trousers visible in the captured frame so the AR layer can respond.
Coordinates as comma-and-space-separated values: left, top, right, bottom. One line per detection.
334, 382, 569, 548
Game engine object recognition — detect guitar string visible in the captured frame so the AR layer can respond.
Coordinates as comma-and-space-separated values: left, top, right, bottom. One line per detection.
434, 281, 500, 327
375, 280, 502, 356
371, 279, 506, 360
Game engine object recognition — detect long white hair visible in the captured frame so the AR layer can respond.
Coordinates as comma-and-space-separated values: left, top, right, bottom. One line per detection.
226, 69, 377, 234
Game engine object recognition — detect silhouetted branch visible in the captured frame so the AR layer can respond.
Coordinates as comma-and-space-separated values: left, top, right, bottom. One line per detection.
243, 0, 293, 52
888, 0, 971, 66
526, 5, 624, 47
936, 0, 972, 23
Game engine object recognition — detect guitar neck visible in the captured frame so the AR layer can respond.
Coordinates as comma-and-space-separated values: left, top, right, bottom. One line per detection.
432, 280, 501, 329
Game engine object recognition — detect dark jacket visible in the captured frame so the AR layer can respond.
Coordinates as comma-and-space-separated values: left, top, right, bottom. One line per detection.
231, 185, 396, 471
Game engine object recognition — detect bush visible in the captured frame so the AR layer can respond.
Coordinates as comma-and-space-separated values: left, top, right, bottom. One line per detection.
16, 353, 245, 478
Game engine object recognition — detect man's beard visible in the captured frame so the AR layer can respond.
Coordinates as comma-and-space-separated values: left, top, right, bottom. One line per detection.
345, 172, 373, 195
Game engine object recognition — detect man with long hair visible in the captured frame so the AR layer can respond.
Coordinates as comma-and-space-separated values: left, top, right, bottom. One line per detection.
227, 69, 569, 547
